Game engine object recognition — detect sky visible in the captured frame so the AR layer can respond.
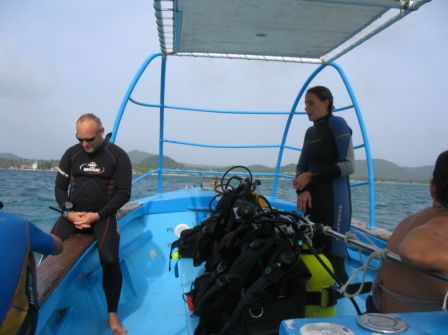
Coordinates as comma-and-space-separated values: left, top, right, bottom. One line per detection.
0, 0, 446, 168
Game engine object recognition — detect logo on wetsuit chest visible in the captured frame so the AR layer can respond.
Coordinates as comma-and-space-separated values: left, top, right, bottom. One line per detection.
79, 161, 106, 174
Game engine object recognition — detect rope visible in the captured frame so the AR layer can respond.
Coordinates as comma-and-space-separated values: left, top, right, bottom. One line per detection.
443, 291, 448, 311
339, 247, 387, 298
347, 229, 384, 271
326, 227, 388, 298
296, 215, 317, 241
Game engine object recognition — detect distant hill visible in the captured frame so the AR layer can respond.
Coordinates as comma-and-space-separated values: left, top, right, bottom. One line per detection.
353, 159, 432, 182
0, 153, 22, 159
128, 150, 155, 165
139, 155, 186, 170
249, 160, 432, 182
129, 152, 432, 182
1, 151, 433, 182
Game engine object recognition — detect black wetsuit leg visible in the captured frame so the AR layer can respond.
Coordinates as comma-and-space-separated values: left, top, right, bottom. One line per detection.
51, 216, 79, 240
365, 295, 379, 313
308, 179, 333, 254
308, 180, 349, 284
327, 254, 349, 284
51, 216, 122, 313
93, 216, 122, 313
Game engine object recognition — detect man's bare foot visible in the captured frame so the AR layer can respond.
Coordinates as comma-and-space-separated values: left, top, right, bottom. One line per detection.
109, 313, 127, 335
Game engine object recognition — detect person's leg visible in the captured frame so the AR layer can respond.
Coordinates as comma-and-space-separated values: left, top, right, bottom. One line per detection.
51, 216, 77, 240
365, 295, 379, 313
327, 253, 349, 284
328, 178, 352, 285
93, 216, 127, 335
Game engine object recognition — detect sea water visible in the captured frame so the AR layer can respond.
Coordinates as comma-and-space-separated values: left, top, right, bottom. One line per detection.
0, 169, 432, 233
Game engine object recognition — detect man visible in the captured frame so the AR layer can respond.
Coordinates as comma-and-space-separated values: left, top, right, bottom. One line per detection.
370, 150, 448, 313
51, 114, 132, 335
0, 201, 63, 335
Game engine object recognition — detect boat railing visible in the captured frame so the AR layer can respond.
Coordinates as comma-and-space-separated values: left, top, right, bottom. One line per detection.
111, 53, 376, 228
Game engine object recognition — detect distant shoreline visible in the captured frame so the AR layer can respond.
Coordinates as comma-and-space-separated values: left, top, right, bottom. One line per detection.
0, 168, 427, 184
1, 167, 55, 172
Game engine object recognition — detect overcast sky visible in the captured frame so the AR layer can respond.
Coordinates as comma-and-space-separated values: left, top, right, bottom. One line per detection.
0, 0, 446, 168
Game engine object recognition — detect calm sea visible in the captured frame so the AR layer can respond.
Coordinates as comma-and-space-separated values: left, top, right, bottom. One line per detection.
0, 169, 432, 233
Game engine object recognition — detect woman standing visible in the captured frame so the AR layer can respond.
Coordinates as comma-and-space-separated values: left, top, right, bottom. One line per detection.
293, 86, 354, 282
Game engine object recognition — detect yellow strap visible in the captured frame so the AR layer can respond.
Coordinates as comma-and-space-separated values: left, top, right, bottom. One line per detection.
0, 260, 30, 334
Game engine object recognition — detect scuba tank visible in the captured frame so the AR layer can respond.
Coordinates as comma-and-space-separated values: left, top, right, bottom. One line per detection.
301, 249, 337, 317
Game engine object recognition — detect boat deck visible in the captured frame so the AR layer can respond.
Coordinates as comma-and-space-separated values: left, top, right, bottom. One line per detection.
120, 210, 203, 334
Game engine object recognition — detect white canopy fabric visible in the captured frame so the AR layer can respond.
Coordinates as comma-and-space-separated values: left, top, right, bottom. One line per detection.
155, 0, 430, 63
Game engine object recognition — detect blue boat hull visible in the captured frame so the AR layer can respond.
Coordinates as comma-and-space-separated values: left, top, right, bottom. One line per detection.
36, 188, 446, 335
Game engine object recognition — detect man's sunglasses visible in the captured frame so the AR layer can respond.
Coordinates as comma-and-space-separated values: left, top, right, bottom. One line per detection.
76, 135, 97, 143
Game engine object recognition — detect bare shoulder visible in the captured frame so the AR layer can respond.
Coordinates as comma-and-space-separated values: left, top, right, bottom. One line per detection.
421, 215, 448, 237
388, 207, 444, 248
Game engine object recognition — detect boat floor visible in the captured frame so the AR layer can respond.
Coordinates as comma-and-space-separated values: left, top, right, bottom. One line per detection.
120, 210, 202, 334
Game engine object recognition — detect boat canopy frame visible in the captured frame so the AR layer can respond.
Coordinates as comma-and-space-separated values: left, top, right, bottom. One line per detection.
110, 53, 376, 228
154, 0, 430, 64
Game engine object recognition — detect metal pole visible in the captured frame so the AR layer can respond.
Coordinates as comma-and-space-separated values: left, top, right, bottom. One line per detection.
157, 55, 167, 193
331, 62, 376, 230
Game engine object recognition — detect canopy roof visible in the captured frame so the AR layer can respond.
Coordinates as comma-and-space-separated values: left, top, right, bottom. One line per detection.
154, 0, 430, 63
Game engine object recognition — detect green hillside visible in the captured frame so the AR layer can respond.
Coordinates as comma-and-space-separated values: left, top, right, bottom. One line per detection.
1, 150, 433, 182
0, 153, 22, 160
127, 150, 155, 165
353, 159, 432, 182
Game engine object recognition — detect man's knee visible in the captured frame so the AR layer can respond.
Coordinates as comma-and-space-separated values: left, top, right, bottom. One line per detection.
100, 254, 120, 268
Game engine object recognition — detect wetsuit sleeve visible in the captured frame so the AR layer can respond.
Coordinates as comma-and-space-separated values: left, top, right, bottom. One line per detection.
314, 116, 354, 179
55, 148, 72, 210
296, 128, 313, 195
27, 221, 56, 255
97, 148, 132, 220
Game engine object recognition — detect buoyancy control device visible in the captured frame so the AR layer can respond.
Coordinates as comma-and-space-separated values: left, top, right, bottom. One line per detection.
170, 166, 352, 335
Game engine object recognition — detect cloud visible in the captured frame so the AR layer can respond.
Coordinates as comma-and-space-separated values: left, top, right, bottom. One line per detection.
0, 38, 58, 102
0, 0, 446, 167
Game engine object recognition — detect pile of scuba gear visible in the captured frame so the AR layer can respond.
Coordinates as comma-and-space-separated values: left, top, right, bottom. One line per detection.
170, 166, 341, 335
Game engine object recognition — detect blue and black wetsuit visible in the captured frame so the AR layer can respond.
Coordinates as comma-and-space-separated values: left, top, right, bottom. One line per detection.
296, 114, 354, 281
0, 211, 56, 335
51, 140, 132, 313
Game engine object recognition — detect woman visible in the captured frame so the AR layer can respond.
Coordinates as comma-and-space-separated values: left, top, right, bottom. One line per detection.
293, 86, 354, 282
369, 150, 448, 313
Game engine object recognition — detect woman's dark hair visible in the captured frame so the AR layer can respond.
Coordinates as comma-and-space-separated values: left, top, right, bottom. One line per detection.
307, 86, 334, 114
433, 150, 448, 207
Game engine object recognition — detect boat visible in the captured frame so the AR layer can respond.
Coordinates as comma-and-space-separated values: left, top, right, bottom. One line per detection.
35, 0, 447, 334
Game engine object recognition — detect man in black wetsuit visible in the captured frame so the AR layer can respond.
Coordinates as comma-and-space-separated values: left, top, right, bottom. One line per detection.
51, 113, 131, 335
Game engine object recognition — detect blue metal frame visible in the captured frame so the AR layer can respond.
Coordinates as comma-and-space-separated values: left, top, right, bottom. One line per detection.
111, 53, 376, 228
331, 63, 375, 228
111, 52, 163, 143
158, 56, 167, 192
